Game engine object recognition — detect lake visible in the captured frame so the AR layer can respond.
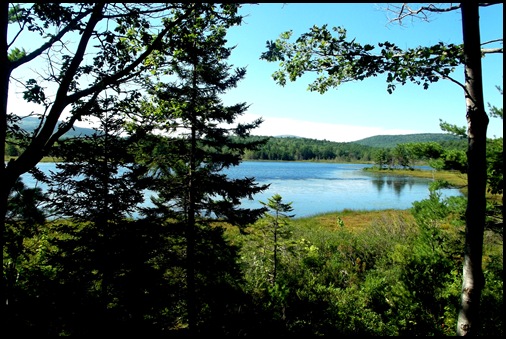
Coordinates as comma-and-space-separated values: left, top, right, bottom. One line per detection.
222, 161, 462, 217
21, 161, 463, 219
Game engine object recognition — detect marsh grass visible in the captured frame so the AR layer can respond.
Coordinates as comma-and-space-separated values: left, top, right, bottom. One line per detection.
292, 209, 416, 233
364, 167, 467, 186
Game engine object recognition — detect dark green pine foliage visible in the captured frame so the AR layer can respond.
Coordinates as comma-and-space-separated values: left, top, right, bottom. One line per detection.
46, 95, 149, 223
134, 8, 269, 334
259, 194, 295, 286
139, 15, 269, 228
33, 96, 158, 336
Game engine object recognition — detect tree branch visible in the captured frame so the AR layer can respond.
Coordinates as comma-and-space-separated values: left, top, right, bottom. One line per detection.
32, 3, 105, 146
433, 69, 468, 93
482, 38, 503, 46
46, 91, 101, 149
9, 7, 93, 70
65, 6, 199, 105
482, 47, 503, 54
385, 3, 461, 25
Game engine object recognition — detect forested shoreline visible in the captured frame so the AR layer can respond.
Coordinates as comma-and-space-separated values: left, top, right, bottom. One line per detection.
239, 134, 467, 163
5, 132, 467, 165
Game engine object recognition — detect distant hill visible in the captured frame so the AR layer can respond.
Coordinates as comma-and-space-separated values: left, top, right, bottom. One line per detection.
351, 133, 464, 148
13, 117, 462, 148
13, 116, 96, 138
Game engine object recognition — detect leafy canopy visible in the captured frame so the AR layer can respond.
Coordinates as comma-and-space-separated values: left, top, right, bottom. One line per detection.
261, 24, 463, 94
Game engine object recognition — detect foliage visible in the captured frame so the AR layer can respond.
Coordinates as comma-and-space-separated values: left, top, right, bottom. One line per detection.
404, 141, 467, 172
259, 9, 500, 332
260, 24, 463, 94
132, 7, 268, 230
256, 194, 295, 286
45, 102, 149, 223
485, 87, 503, 196
354, 133, 465, 149
236, 133, 466, 163
234, 183, 503, 336
373, 148, 390, 169
4, 216, 255, 336
5, 179, 503, 336
5, 178, 46, 225
486, 137, 503, 195
124, 7, 269, 333
3, 177, 48, 332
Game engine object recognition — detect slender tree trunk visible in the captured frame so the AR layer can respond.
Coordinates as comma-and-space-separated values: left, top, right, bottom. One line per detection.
457, 3, 488, 336
1, 1, 12, 318
273, 211, 278, 285
186, 48, 198, 335
186, 125, 197, 335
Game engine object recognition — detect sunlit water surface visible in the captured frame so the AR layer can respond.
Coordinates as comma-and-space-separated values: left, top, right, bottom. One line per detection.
22, 161, 463, 218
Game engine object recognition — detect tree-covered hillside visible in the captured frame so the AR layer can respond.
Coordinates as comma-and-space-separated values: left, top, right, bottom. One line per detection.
239, 133, 467, 162
241, 136, 376, 162
352, 133, 465, 148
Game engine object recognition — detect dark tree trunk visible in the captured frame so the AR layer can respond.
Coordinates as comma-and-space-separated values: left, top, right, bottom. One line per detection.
457, 2, 489, 336
186, 55, 198, 336
1, 1, 11, 317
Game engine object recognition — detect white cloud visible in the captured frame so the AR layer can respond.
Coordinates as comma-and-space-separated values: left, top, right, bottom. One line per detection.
239, 113, 422, 142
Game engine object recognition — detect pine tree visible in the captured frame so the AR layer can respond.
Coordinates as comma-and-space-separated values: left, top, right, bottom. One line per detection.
259, 194, 295, 286
131, 8, 269, 333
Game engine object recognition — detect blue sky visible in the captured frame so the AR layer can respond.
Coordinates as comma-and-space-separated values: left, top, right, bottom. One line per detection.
221, 3, 503, 142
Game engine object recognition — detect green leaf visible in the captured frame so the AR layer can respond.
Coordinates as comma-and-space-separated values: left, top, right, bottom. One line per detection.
8, 47, 27, 62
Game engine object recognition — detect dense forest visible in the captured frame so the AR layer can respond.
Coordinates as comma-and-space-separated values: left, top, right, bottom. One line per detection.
238, 133, 467, 162
352, 133, 465, 149
2, 3, 503, 337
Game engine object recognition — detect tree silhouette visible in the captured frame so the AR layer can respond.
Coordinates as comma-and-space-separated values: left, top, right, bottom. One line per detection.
129, 8, 268, 333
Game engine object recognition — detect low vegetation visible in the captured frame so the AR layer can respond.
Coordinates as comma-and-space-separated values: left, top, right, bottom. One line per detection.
227, 190, 502, 336
5, 166, 503, 336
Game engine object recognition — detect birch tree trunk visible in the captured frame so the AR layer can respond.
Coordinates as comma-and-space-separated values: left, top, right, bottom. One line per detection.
457, 2, 489, 335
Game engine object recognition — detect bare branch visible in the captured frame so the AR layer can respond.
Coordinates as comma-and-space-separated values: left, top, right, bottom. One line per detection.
384, 2, 503, 27
479, 3, 503, 7
384, 3, 461, 26
481, 38, 503, 54
482, 47, 503, 54
482, 38, 503, 46
434, 69, 467, 92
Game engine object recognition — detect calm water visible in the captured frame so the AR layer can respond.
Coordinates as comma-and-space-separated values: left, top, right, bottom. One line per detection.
20, 161, 463, 218
222, 161, 462, 217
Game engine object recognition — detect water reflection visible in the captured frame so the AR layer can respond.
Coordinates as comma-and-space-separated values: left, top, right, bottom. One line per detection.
372, 178, 385, 193
371, 176, 418, 197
